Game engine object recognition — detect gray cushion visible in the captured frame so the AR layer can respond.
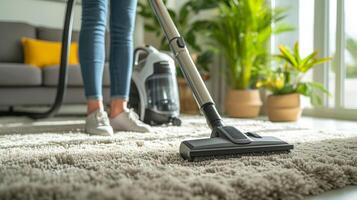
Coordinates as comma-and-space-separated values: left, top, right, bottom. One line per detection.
0, 63, 42, 86
37, 27, 110, 61
0, 22, 36, 63
42, 64, 110, 87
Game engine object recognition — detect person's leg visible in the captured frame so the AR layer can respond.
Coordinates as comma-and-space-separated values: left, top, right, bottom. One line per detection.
79, 0, 113, 135
109, 0, 150, 132
108, 0, 137, 118
79, 0, 108, 115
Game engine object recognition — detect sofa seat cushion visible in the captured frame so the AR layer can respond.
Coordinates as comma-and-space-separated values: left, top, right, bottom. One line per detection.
0, 63, 42, 86
43, 64, 110, 87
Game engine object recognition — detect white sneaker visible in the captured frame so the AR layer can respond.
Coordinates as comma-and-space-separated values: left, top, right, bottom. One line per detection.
110, 109, 151, 133
85, 109, 114, 136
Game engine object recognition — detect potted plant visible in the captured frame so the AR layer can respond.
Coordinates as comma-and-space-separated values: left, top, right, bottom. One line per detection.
257, 42, 332, 122
194, 0, 292, 118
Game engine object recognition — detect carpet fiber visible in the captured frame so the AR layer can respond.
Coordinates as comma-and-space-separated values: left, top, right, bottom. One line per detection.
0, 116, 357, 200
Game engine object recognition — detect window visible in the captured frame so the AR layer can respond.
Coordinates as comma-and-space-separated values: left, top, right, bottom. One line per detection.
299, 0, 314, 57
299, 0, 315, 108
344, 0, 357, 108
328, 0, 337, 107
313, 0, 357, 119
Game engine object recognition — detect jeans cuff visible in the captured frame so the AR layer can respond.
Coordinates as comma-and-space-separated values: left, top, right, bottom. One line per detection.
111, 95, 129, 101
87, 95, 103, 100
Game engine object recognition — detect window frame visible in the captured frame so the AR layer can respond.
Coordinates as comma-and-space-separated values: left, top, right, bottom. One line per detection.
303, 0, 357, 120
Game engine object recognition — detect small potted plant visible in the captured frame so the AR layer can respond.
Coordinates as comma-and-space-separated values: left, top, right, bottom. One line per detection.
257, 42, 332, 122
194, 0, 292, 118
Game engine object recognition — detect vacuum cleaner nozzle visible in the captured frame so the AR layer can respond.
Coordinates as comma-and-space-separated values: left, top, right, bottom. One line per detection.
180, 126, 293, 161
148, 0, 293, 161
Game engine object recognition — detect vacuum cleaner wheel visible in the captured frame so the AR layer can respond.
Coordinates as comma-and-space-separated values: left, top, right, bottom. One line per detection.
171, 117, 182, 126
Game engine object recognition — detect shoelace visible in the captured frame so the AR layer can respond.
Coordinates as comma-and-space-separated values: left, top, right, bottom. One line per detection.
127, 109, 145, 125
95, 111, 110, 126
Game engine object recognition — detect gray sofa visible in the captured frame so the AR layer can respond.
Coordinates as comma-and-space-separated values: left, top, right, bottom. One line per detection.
0, 21, 111, 109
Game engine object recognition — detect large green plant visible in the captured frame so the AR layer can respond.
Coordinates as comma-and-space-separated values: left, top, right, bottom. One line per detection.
137, 0, 216, 77
257, 42, 332, 105
193, 0, 292, 89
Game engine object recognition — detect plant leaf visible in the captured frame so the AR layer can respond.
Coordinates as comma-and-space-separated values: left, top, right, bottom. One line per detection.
278, 45, 298, 67
273, 23, 295, 34
294, 42, 301, 63
298, 51, 317, 72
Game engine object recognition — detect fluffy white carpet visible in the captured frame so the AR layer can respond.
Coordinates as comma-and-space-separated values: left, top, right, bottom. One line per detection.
0, 116, 357, 200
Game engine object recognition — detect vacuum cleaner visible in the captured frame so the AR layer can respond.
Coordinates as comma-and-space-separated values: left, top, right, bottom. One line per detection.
129, 46, 182, 126
148, 0, 294, 161
1, 0, 293, 161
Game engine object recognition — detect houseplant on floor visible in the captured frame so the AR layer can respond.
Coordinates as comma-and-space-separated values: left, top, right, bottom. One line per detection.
257, 42, 332, 122
194, 0, 293, 118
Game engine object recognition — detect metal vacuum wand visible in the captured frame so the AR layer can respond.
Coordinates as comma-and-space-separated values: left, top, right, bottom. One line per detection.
148, 0, 213, 107
148, 0, 224, 128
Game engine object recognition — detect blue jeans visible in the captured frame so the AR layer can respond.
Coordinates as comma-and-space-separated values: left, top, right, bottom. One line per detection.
79, 0, 137, 100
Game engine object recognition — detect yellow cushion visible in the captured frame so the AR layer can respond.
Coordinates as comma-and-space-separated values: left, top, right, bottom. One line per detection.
21, 37, 79, 68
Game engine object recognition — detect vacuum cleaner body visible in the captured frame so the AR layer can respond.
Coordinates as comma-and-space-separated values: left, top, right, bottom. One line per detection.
129, 46, 181, 126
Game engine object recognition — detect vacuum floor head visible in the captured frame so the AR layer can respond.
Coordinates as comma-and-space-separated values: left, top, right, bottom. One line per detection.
180, 126, 293, 161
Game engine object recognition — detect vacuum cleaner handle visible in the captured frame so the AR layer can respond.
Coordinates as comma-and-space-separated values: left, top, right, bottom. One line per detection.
133, 47, 149, 66
148, 0, 223, 128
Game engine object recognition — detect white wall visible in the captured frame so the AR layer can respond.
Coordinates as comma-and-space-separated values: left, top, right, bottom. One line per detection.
0, 0, 82, 30
0, 0, 145, 46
